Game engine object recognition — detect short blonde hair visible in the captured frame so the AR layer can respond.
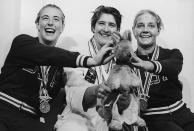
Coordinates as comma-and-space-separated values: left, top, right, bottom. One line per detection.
133, 9, 164, 31
35, 4, 65, 25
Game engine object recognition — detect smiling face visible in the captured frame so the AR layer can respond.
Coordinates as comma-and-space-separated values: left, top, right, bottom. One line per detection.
36, 6, 64, 46
133, 12, 160, 49
92, 13, 118, 49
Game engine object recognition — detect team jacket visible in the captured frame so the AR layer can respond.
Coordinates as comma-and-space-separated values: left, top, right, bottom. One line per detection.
0, 34, 88, 113
136, 46, 183, 108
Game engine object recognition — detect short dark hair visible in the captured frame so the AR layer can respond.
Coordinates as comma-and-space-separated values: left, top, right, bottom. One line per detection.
91, 5, 122, 32
35, 4, 65, 25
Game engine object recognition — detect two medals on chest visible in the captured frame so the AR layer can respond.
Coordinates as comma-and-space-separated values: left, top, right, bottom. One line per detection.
136, 45, 159, 111
137, 70, 152, 111
39, 66, 52, 114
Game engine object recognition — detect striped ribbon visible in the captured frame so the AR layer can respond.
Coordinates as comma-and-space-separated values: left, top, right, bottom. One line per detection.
135, 45, 160, 100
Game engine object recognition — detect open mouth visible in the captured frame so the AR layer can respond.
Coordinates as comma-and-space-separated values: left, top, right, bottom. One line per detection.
99, 31, 112, 37
140, 34, 151, 38
45, 28, 55, 34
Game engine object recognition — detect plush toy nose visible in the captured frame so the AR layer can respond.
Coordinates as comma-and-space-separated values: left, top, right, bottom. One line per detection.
127, 52, 132, 60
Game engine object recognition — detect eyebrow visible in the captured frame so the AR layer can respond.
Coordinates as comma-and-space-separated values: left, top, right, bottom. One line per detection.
137, 21, 155, 24
53, 16, 61, 18
41, 15, 61, 18
41, 15, 49, 18
136, 22, 144, 25
98, 20, 116, 24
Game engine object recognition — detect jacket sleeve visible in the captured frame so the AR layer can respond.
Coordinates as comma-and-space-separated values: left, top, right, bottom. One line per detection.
152, 48, 183, 77
9, 34, 88, 67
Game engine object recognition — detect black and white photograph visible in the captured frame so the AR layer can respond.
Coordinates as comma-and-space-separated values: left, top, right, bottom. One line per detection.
0, 0, 194, 131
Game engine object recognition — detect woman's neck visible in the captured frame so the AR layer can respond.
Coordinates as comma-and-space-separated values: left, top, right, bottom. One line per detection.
137, 43, 156, 55
38, 37, 56, 47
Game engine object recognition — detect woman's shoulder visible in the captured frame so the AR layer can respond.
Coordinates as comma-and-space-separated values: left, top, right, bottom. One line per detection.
14, 34, 35, 41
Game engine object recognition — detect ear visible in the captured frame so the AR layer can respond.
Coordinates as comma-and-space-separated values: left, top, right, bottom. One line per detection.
36, 22, 40, 32
156, 28, 160, 36
122, 29, 132, 41
91, 27, 95, 33
132, 27, 137, 39
61, 23, 65, 33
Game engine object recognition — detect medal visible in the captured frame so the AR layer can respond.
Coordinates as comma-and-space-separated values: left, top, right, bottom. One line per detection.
85, 67, 97, 84
140, 94, 149, 111
39, 88, 52, 113
140, 98, 148, 111
40, 100, 50, 113
39, 66, 52, 114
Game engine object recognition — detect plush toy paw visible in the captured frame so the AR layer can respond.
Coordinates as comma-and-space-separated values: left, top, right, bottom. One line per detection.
109, 95, 123, 130
135, 117, 146, 127
109, 119, 123, 130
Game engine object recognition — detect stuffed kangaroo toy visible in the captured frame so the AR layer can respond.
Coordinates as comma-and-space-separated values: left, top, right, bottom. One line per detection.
96, 34, 146, 130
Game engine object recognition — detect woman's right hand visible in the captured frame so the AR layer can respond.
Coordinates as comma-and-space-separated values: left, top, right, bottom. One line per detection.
88, 42, 115, 67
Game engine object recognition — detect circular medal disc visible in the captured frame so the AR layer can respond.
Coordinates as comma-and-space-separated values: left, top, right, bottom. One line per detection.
140, 99, 148, 111
40, 101, 50, 113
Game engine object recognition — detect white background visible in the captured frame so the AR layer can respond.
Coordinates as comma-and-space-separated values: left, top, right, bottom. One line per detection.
0, 0, 194, 111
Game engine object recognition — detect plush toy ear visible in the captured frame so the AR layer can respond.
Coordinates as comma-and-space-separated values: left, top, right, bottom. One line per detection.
122, 29, 132, 41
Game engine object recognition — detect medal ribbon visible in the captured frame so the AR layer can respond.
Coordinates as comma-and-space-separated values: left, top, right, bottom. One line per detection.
88, 37, 114, 84
135, 45, 159, 100
40, 66, 50, 87
39, 66, 52, 100
39, 66, 52, 113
